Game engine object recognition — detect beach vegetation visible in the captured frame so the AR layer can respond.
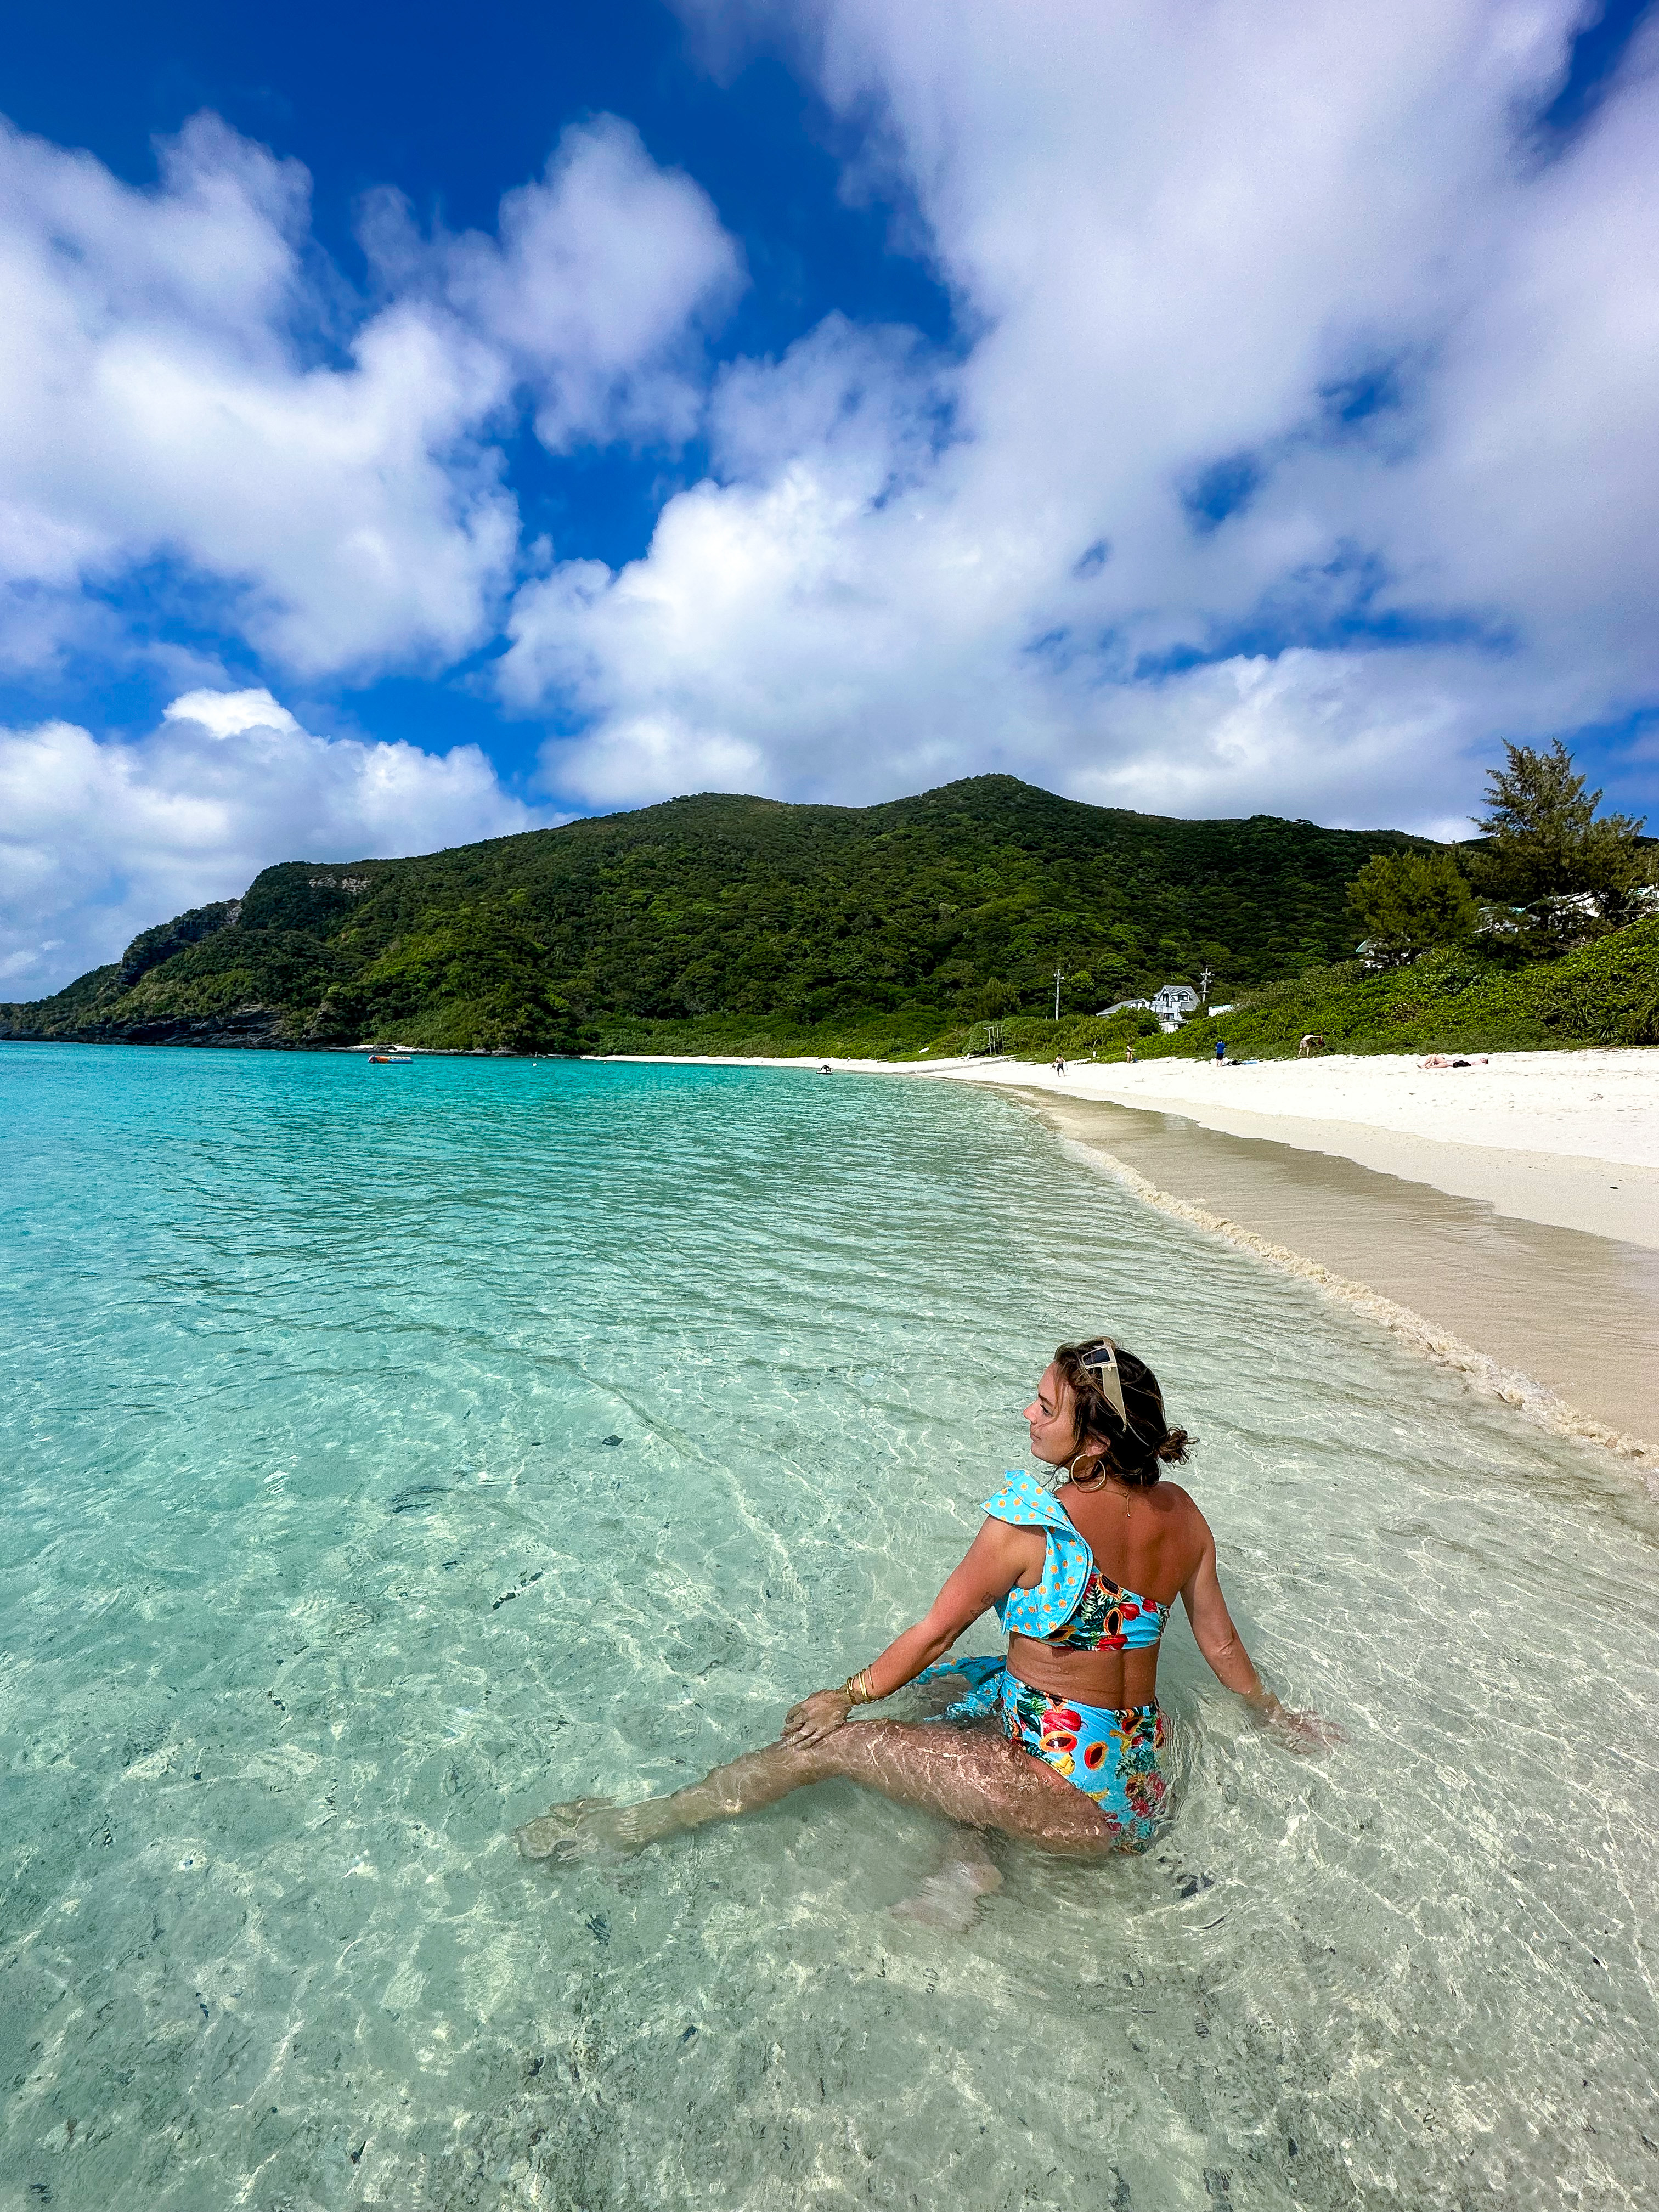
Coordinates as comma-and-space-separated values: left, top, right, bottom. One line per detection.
988, 918, 1659, 1063
7, 770, 1655, 1061
1345, 849, 1479, 965
2, 776, 1430, 1051
332, 901, 581, 1054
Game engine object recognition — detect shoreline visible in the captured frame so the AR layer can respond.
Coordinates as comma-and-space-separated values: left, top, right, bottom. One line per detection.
1033, 1095, 1658, 1479
600, 1045, 1659, 1248
600, 1047, 1659, 1472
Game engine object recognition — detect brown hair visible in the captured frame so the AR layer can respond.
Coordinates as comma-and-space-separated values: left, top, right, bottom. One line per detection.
1052, 1336, 1190, 1486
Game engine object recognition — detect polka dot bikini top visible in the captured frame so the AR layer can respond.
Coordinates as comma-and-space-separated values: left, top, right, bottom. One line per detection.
984, 1470, 1171, 1652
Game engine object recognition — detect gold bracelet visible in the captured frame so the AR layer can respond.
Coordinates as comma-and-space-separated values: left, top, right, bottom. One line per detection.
841, 1668, 876, 1705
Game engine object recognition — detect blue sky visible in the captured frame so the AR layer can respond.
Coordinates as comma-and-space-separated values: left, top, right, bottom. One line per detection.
2, 1, 951, 771
2, 1, 1656, 991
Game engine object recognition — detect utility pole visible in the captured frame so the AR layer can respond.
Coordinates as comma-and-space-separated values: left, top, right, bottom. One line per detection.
1198, 964, 1214, 1006
1053, 967, 1065, 1021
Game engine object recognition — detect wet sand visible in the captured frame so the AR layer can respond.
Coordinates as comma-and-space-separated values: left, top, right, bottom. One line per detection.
1040, 1094, 1659, 1248
1035, 1092, 1659, 1462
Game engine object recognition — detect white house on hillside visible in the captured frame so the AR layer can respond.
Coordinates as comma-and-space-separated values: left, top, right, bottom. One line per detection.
1150, 981, 1200, 1030
1095, 984, 1201, 1031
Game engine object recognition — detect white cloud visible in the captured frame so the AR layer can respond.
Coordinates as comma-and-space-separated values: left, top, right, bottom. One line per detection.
5, 3, 1656, 882
508, 0, 1659, 826
0, 110, 738, 680
0, 690, 551, 997
160, 687, 304, 741
0, 111, 740, 998
499, 315, 964, 799
436, 116, 743, 450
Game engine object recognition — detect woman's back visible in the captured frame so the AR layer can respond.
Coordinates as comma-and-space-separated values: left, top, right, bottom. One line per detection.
1005, 1477, 1207, 1710
1060, 1477, 1204, 1606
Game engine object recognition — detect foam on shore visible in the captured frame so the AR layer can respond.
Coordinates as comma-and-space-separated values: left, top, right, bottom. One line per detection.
1041, 1111, 1656, 1483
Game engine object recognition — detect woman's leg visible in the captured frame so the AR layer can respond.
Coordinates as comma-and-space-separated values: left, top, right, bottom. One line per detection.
514, 1719, 1126, 1860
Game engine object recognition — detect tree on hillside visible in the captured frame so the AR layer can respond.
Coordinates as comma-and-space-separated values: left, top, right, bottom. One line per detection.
1469, 740, 1654, 940
970, 976, 1020, 1020
338, 900, 580, 1052
1346, 850, 1479, 966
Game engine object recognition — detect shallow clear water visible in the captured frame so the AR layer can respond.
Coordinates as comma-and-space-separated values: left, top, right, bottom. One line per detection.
2, 1045, 1655, 2212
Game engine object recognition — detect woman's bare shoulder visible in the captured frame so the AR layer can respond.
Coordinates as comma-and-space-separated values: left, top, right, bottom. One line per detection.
1151, 1481, 1214, 1550
1151, 1478, 1205, 1517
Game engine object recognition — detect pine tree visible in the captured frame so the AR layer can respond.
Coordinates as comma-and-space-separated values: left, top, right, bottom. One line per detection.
1470, 740, 1652, 940
1346, 850, 1478, 966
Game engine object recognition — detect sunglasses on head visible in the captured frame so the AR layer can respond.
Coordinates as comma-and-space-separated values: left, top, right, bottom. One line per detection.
1078, 1338, 1128, 1427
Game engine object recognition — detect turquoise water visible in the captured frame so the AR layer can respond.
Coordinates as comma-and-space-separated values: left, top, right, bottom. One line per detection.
2, 1044, 1656, 2212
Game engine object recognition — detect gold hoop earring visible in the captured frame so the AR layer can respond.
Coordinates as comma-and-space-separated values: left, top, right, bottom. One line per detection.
1067, 1452, 1108, 1490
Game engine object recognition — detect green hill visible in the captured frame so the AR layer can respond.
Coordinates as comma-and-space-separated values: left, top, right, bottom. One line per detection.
2, 775, 1439, 1054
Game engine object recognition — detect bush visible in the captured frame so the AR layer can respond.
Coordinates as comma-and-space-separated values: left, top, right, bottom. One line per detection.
1043, 921, 1659, 1060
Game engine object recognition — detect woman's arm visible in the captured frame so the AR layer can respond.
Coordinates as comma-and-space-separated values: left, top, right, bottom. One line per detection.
781, 1519, 1040, 1747
1180, 1530, 1341, 1753
1180, 1531, 1274, 1709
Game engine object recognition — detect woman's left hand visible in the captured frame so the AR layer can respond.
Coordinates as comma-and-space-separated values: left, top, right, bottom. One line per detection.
781, 1688, 853, 1747
1266, 1706, 1345, 1754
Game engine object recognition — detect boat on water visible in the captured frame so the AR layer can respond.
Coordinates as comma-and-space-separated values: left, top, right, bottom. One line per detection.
367, 1053, 413, 1065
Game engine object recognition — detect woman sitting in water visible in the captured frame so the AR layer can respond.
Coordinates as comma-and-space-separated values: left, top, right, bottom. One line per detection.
517, 1336, 1331, 1867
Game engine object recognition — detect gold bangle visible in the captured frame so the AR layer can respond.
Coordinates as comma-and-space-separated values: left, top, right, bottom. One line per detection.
842, 1668, 876, 1705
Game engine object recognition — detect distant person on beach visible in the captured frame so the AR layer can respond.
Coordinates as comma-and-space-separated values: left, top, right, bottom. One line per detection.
517, 1338, 1334, 1883
1053, 1053, 1066, 1076
1297, 1033, 1325, 1057
1213, 1039, 1226, 1063
1125, 1043, 1136, 1063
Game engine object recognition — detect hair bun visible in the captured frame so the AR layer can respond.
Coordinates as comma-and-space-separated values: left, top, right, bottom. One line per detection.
1155, 1427, 1192, 1465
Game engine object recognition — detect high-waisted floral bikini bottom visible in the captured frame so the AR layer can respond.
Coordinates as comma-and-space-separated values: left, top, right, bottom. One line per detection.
914, 1653, 1170, 1850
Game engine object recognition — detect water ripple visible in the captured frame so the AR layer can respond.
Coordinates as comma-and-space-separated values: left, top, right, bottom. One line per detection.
1, 1045, 1655, 2210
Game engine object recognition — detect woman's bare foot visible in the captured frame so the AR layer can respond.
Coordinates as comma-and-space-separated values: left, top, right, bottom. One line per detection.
515, 1795, 631, 1860
889, 1837, 1003, 1931
518, 1787, 709, 1859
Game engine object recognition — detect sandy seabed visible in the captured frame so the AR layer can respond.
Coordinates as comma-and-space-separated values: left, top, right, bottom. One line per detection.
10, 1044, 1659, 2212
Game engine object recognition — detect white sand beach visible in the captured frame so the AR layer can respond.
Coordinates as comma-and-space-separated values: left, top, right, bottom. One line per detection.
899, 1047, 1659, 1248
603, 1047, 1659, 1465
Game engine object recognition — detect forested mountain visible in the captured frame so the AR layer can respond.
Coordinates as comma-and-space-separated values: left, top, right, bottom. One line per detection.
2, 775, 1430, 1052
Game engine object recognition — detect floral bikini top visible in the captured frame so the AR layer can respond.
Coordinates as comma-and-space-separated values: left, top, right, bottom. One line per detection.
983, 1471, 1171, 1654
